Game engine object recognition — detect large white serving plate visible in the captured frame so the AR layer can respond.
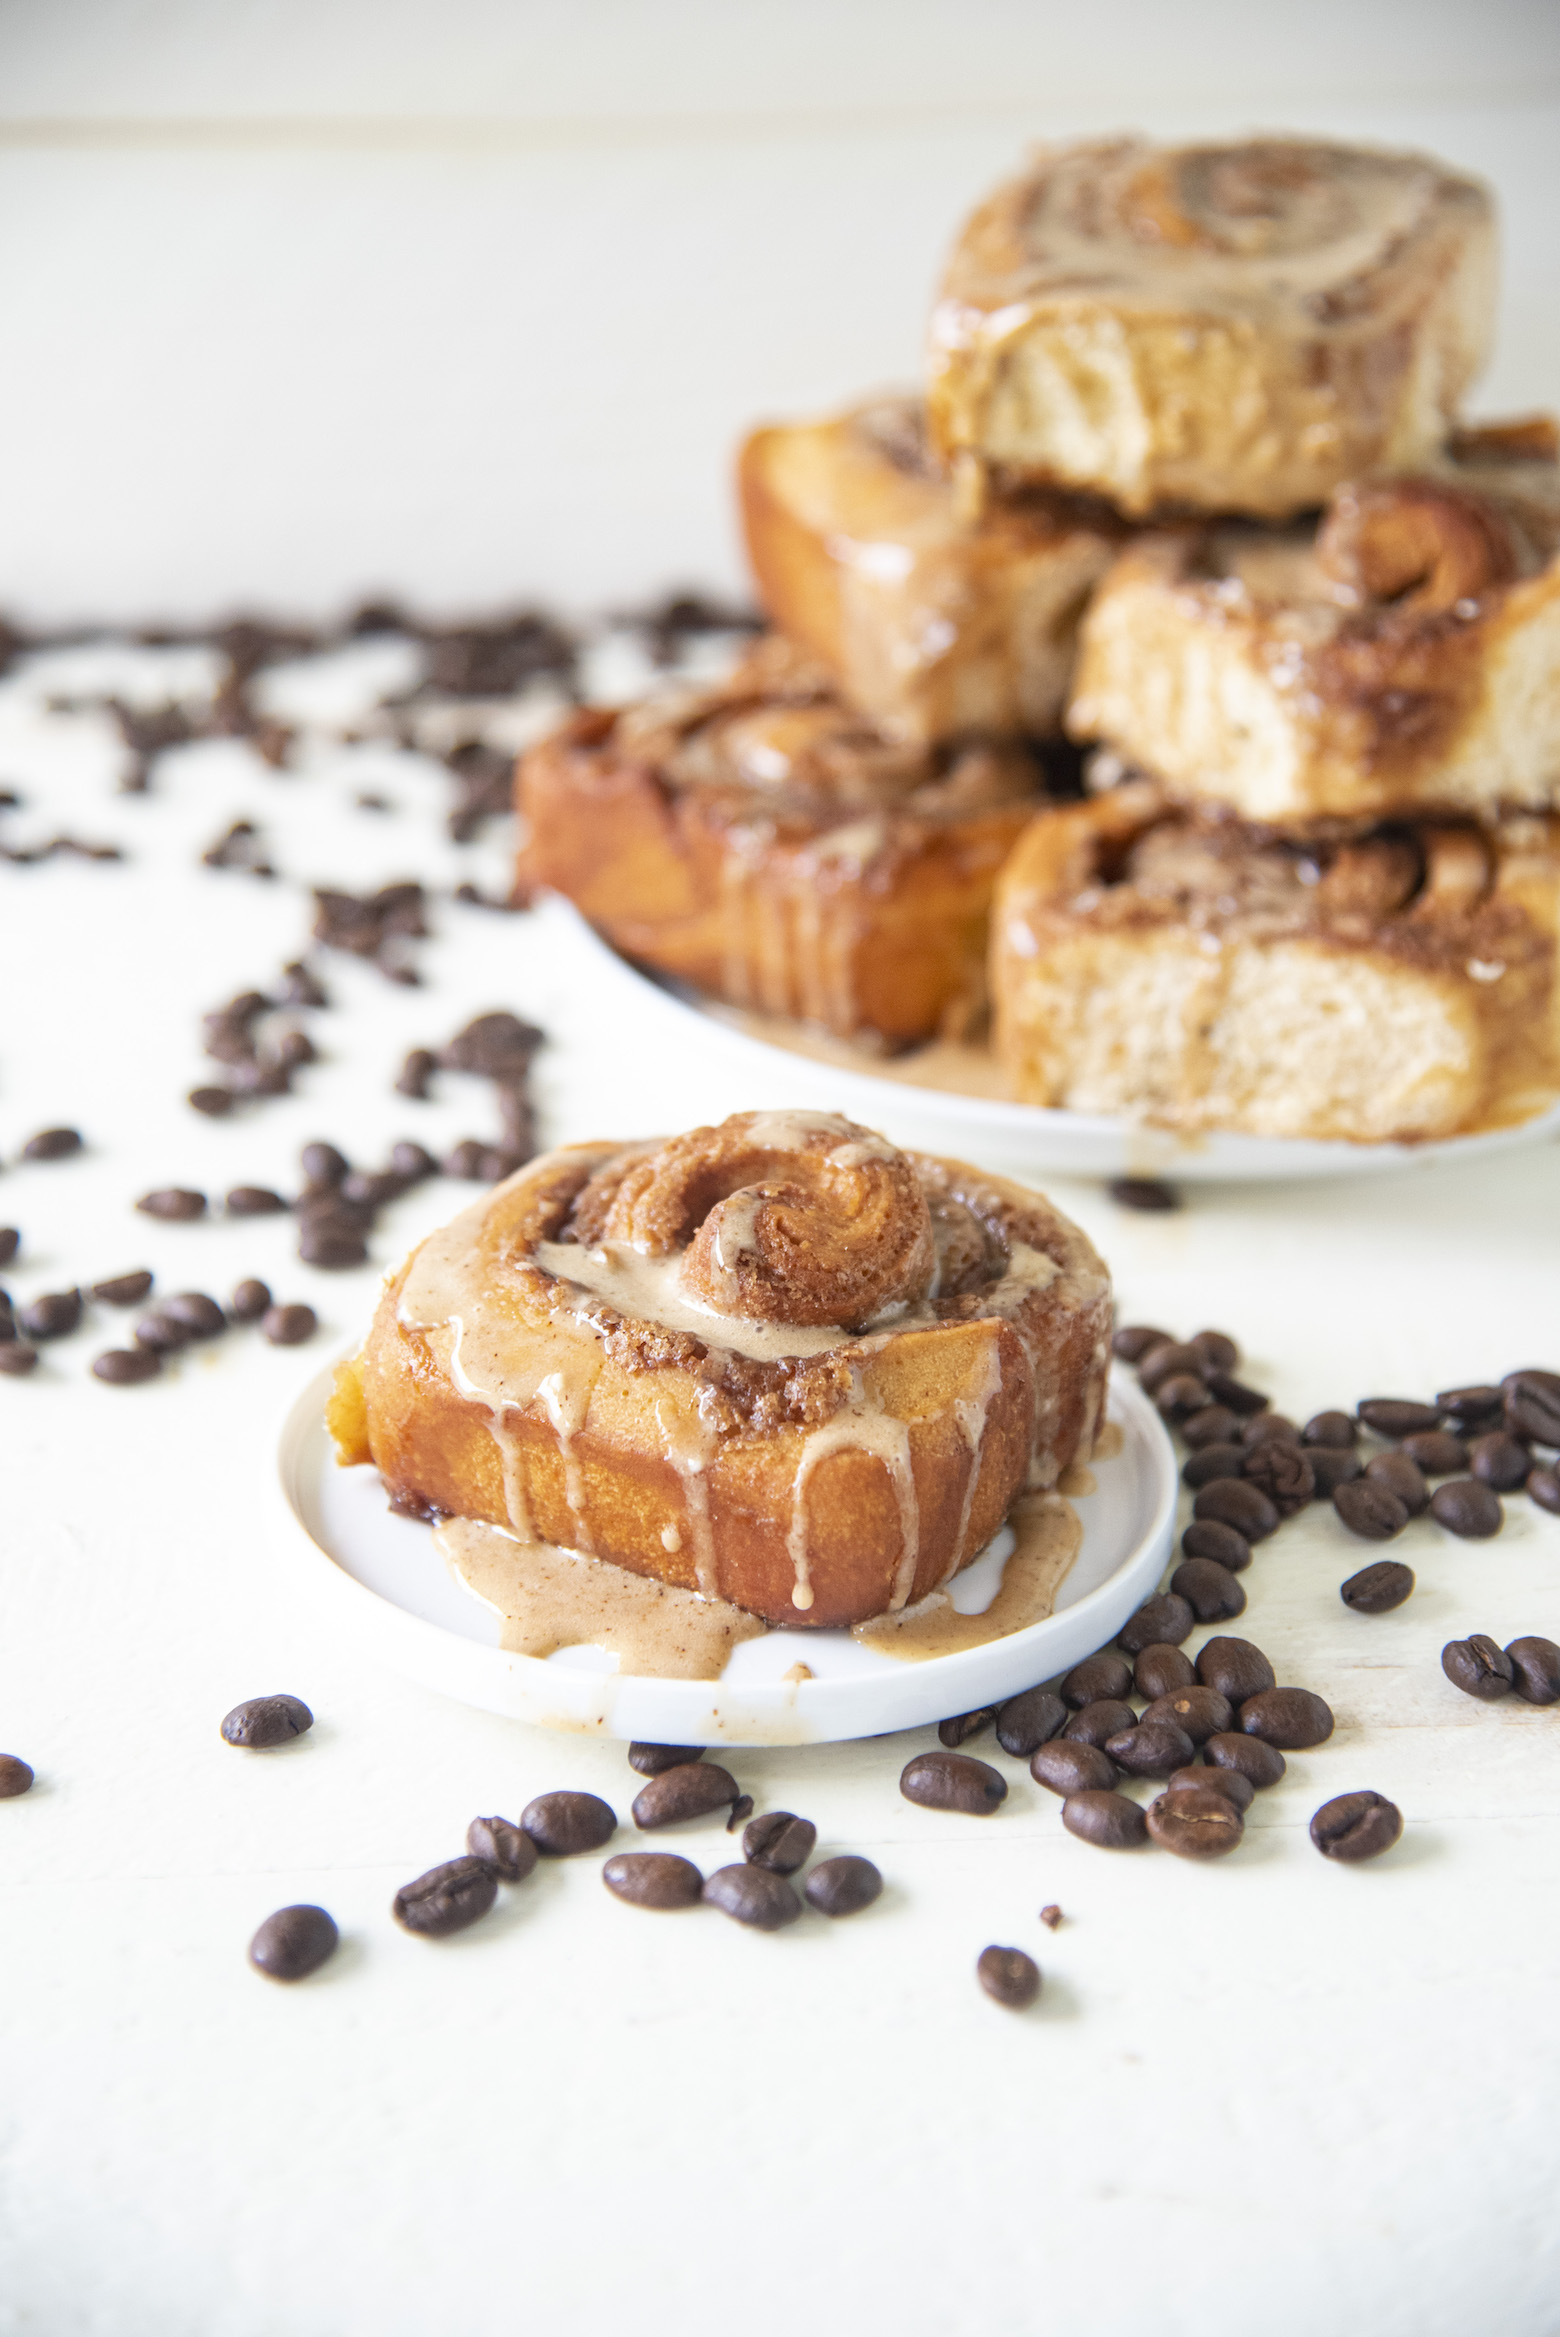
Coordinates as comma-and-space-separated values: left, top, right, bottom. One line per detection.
561, 908, 1560, 1185
275, 1367, 1176, 1745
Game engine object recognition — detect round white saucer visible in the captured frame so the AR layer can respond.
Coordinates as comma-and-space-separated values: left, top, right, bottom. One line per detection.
274, 1366, 1176, 1746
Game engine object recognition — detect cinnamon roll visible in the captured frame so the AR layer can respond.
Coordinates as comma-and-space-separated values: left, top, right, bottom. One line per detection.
991, 784, 1560, 1142
517, 634, 1044, 1044
329, 1110, 1112, 1630
927, 136, 1494, 520
1066, 425, 1560, 822
738, 396, 1120, 744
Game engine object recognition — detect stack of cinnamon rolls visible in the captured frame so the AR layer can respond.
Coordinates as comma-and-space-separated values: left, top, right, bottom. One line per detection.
522, 134, 1560, 1144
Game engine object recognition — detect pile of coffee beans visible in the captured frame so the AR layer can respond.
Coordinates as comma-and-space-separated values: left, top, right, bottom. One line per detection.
188, 970, 327, 1118
394, 1010, 543, 1184
0, 1261, 318, 1383
312, 881, 429, 986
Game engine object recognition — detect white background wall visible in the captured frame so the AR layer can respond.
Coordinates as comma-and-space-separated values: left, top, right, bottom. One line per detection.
0, 0, 1557, 623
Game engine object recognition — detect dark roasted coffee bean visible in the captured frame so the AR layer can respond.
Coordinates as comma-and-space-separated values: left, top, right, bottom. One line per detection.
1180, 1518, 1252, 1571
467, 1816, 538, 1882
227, 1185, 288, 1217
221, 1693, 313, 1748
92, 1347, 160, 1384
1469, 1432, 1531, 1490
389, 1139, 438, 1182
1133, 1643, 1196, 1699
396, 1047, 438, 1099
1303, 1410, 1358, 1449
1062, 1789, 1146, 1848
22, 1127, 82, 1162
1357, 1398, 1441, 1438
1529, 1465, 1560, 1514
1118, 1592, 1195, 1653
805, 1855, 882, 1918
1196, 1636, 1276, 1703
1111, 1323, 1170, 1362
742, 1812, 816, 1874
298, 1186, 371, 1228
137, 1187, 206, 1220
1309, 1448, 1363, 1497
603, 1851, 703, 1909
1243, 1412, 1301, 1447
187, 1085, 235, 1117
298, 1221, 369, 1269
1167, 1762, 1253, 1812
162, 1291, 225, 1339
726, 1795, 754, 1832
0, 1230, 18, 1267
1109, 1177, 1179, 1213
1333, 1478, 1409, 1541
1189, 1329, 1239, 1373
249, 1904, 338, 1981
1505, 1636, 1560, 1706
1502, 1368, 1560, 1447
1341, 1559, 1415, 1614
1192, 1479, 1279, 1541
1148, 1784, 1244, 1860
525, 1788, 619, 1852
393, 1855, 498, 1937
299, 1141, 349, 1188
1365, 1451, 1429, 1515
261, 1303, 317, 1346
1437, 1383, 1504, 1425
1062, 1698, 1137, 1750
134, 1310, 188, 1354
1204, 1371, 1267, 1417
977, 1945, 1040, 2008
280, 959, 328, 1007
1105, 1718, 1195, 1778
1204, 1731, 1285, 1788
1182, 1443, 1245, 1489
230, 1278, 272, 1322
340, 1169, 404, 1211
1154, 1372, 1208, 1420
1401, 1430, 1469, 1476
1242, 1440, 1314, 1516
627, 1741, 707, 1775
1170, 1558, 1246, 1622
91, 1270, 152, 1306
1309, 1790, 1402, 1862
18, 1290, 81, 1341
1137, 1340, 1208, 1394
443, 1139, 489, 1179
1059, 1651, 1134, 1709
1030, 1739, 1116, 1796
1441, 1635, 1513, 1700
938, 1707, 996, 1747
1430, 1478, 1503, 1539
1038, 1904, 1063, 1929
0, 1755, 35, 1796
0, 1342, 39, 1376
900, 1751, 1007, 1815
1182, 1404, 1242, 1450
702, 1864, 800, 1930
1140, 1685, 1233, 1746
630, 1764, 738, 1830
1240, 1686, 1334, 1748
994, 1687, 1067, 1758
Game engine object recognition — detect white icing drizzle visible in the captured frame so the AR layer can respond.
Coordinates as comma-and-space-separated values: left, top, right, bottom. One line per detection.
785, 1394, 920, 1614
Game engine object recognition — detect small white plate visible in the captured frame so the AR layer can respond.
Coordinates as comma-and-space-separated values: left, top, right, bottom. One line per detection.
563, 908, 1560, 1185
275, 1367, 1177, 1746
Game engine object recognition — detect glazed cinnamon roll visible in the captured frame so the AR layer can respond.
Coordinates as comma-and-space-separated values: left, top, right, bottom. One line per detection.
738, 396, 1120, 744
518, 634, 1045, 1045
927, 136, 1494, 520
330, 1110, 1112, 1630
1066, 424, 1560, 822
992, 784, 1560, 1142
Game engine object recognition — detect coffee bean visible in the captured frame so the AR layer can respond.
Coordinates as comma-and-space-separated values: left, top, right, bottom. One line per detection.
0, 1755, 34, 1797
1333, 1478, 1409, 1541
1240, 1686, 1334, 1748
900, 1751, 1007, 1815
1204, 1372, 1268, 1417
1061, 1789, 1147, 1848
938, 1707, 996, 1747
1364, 1451, 1429, 1515
1182, 1444, 1245, 1489
341, 1170, 404, 1211
602, 1851, 704, 1909
1183, 1404, 1243, 1449
1109, 1177, 1180, 1213
1196, 1636, 1276, 1703
299, 1189, 371, 1229
1170, 1558, 1246, 1622
298, 1221, 369, 1269
1505, 1636, 1560, 1706
1529, 1466, 1560, 1514
702, 1864, 800, 1930
1167, 1763, 1253, 1812
1180, 1519, 1252, 1571
162, 1291, 226, 1339
1430, 1478, 1503, 1539
19, 1290, 82, 1340
1062, 1698, 1137, 1750
1341, 1559, 1415, 1614
396, 1048, 438, 1100
1303, 1410, 1358, 1449
1469, 1432, 1531, 1490
1190, 1329, 1239, 1373
1310, 1791, 1403, 1863
1191, 1480, 1279, 1541
1502, 1368, 1560, 1446
262, 1303, 317, 1346
1118, 1592, 1195, 1653
221, 1693, 314, 1748
1111, 1323, 1170, 1362
630, 1765, 738, 1830
1400, 1430, 1468, 1476
977, 1945, 1041, 2008
994, 1687, 1067, 1758
1441, 1635, 1514, 1700
524, 1788, 619, 1852
1030, 1740, 1116, 1796
1309, 1449, 1363, 1497
300, 1141, 349, 1187
92, 1347, 160, 1384
466, 1816, 538, 1882
1139, 1685, 1233, 1746
1243, 1412, 1301, 1447
136, 1187, 206, 1220
1437, 1383, 1504, 1426
1357, 1398, 1441, 1438
230, 1278, 272, 1321
1138, 1341, 1208, 1394
1242, 1440, 1314, 1516
248, 1904, 339, 1981
0, 1343, 39, 1376
91, 1270, 152, 1306
742, 1812, 816, 1874
443, 1139, 489, 1180
1147, 1784, 1245, 1860
1105, 1718, 1196, 1777
22, 1127, 82, 1162
1039, 1904, 1062, 1929
390, 1139, 440, 1182
393, 1855, 498, 1937
1155, 1373, 1210, 1420
134, 1310, 190, 1354
805, 1856, 883, 1918
0, 1230, 17, 1267
1204, 1731, 1286, 1788
627, 1741, 707, 1775
1133, 1643, 1196, 1699
1059, 1651, 1134, 1709
726, 1795, 754, 1832
188, 1086, 234, 1118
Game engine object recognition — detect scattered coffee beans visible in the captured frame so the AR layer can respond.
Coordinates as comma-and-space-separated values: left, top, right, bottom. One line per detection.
1341, 1560, 1415, 1614
1437, 1384, 1504, 1426
248, 1904, 339, 1981
900, 1751, 1007, 1815
227, 1186, 288, 1216
1430, 1479, 1503, 1539
1204, 1371, 1267, 1417
1059, 1652, 1134, 1708
1138, 1340, 1208, 1393
994, 1688, 1067, 1758
1357, 1399, 1441, 1438
1364, 1451, 1429, 1515
805, 1856, 883, 1918
19, 1290, 82, 1340
1308, 1449, 1363, 1496
0, 1755, 34, 1796
1182, 1405, 1242, 1450
628, 1741, 706, 1775
1061, 1789, 1147, 1848
1502, 1368, 1560, 1447
702, 1864, 800, 1930
1469, 1432, 1531, 1490
1180, 1518, 1252, 1571
1118, 1592, 1195, 1653
522, 1790, 618, 1853
1310, 1791, 1402, 1863
743, 1813, 816, 1873
631, 1766, 737, 1830
1196, 1637, 1275, 1704
467, 1816, 538, 1882
92, 1347, 160, 1384
1031, 1739, 1116, 1796
1147, 1785, 1244, 1859
1139, 1685, 1233, 1745
221, 1694, 313, 1748
22, 1127, 82, 1162
1333, 1478, 1409, 1541
1242, 1440, 1315, 1515
977, 1945, 1041, 2008
1303, 1410, 1357, 1449
1062, 1698, 1137, 1750
393, 1856, 498, 1937
230, 1278, 272, 1321
1105, 1718, 1195, 1778
163, 1291, 225, 1338
1400, 1430, 1468, 1477
1190, 1329, 1239, 1373
137, 1187, 206, 1220
0, 1343, 38, 1375
1203, 1732, 1286, 1789
261, 1303, 317, 1346
1240, 1687, 1335, 1748
1243, 1412, 1301, 1448
1505, 1637, 1560, 1705
1441, 1636, 1514, 1700
1182, 1444, 1245, 1488
1133, 1643, 1196, 1699
1191, 1479, 1279, 1541
603, 1852, 703, 1909
134, 1311, 188, 1355
91, 1270, 152, 1305
1170, 1557, 1246, 1621
1108, 1178, 1180, 1213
